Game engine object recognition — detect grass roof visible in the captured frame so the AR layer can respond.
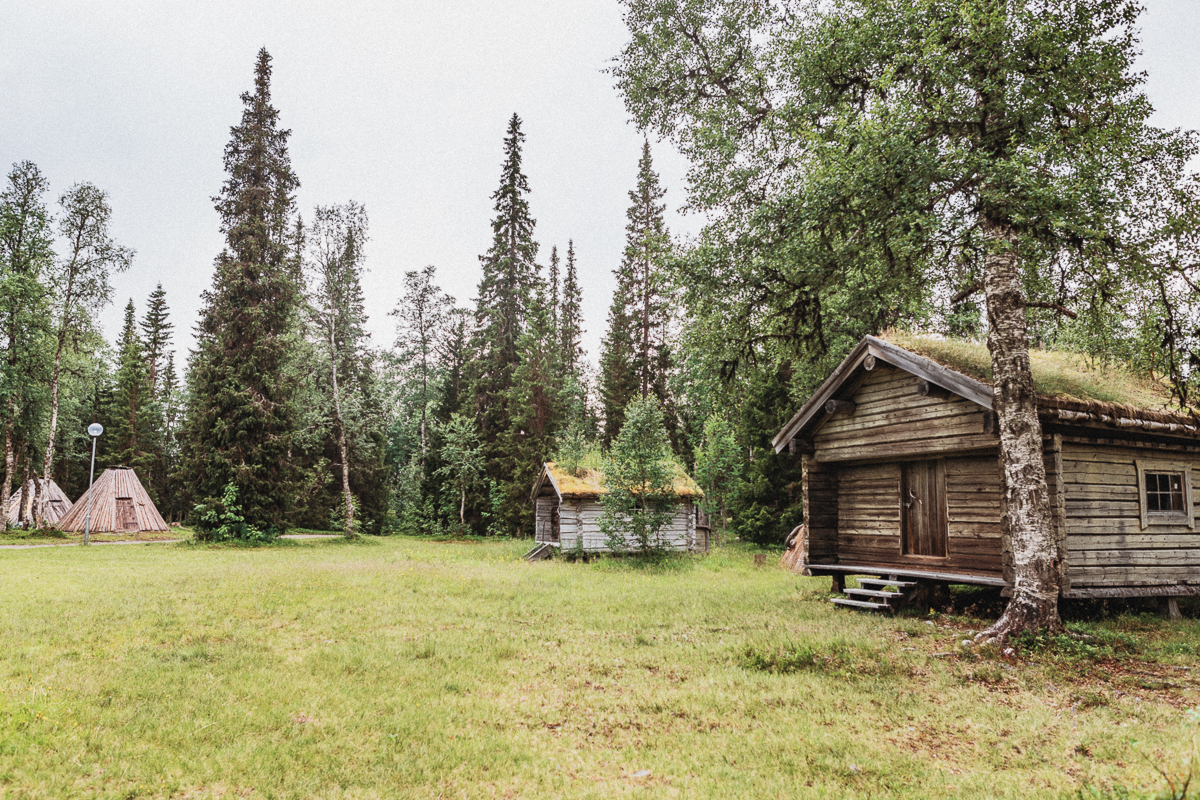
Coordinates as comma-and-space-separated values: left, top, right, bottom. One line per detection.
882, 330, 1185, 413
544, 462, 703, 499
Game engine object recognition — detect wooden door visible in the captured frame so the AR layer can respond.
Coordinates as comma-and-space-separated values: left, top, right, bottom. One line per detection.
116, 498, 138, 531
902, 460, 947, 557
550, 504, 560, 542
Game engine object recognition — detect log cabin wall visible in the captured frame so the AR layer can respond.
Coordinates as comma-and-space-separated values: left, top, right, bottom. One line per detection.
802, 456, 838, 564
1060, 437, 1200, 597
811, 364, 997, 463
556, 499, 699, 552
535, 496, 556, 543
799, 363, 1004, 578
832, 457, 1004, 578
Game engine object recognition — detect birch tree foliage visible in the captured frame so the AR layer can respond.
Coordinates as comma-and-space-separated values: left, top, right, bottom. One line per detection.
0, 162, 54, 524
616, 0, 1199, 370
37, 183, 132, 525
614, 0, 1200, 638
305, 202, 374, 537
599, 396, 677, 554
392, 265, 454, 466
435, 412, 484, 530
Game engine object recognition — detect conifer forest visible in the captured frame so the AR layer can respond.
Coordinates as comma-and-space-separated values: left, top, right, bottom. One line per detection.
0, 46, 813, 547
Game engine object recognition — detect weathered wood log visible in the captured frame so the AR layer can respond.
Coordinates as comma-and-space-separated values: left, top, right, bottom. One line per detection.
863, 354, 877, 371
824, 399, 857, 416
916, 379, 949, 398
1163, 597, 1183, 620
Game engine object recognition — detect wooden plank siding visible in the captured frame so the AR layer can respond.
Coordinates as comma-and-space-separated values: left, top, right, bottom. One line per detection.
802, 455, 838, 565
830, 457, 1004, 578
555, 500, 701, 553
1061, 439, 1200, 593
534, 497, 556, 543
811, 365, 998, 463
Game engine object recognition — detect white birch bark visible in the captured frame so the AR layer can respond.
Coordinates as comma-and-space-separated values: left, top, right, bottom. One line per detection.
978, 216, 1064, 641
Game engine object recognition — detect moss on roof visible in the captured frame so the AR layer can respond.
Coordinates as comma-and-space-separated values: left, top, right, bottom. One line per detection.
882, 330, 1185, 413
544, 462, 703, 499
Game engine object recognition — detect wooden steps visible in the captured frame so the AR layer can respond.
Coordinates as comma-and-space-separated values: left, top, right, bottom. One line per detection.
523, 542, 556, 562
832, 597, 892, 611
831, 575, 919, 613
856, 577, 917, 590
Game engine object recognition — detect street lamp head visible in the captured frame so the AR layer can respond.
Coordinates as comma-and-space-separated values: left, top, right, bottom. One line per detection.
87, 423, 104, 437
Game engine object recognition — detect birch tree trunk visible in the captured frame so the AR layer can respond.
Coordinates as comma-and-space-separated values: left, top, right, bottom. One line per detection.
331, 328, 354, 538
36, 329, 67, 527
18, 452, 30, 525
22, 474, 37, 525
2, 408, 14, 528
978, 215, 1065, 641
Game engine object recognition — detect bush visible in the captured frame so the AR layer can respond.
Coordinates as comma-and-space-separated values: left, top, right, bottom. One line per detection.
193, 482, 277, 544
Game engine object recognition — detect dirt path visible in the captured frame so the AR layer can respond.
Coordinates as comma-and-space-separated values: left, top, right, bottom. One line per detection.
0, 539, 184, 550
0, 533, 342, 550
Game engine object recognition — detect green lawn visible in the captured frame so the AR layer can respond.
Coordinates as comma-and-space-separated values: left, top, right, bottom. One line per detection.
0, 537, 1197, 799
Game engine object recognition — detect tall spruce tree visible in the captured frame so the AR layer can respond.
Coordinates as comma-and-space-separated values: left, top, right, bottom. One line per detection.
502, 284, 563, 527
470, 113, 541, 535
139, 283, 173, 395
559, 240, 584, 379
557, 240, 588, 425
113, 299, 153, 477
547, 245, 561, 334
392, 265, 453, 468
600, 143, 673, 443
181, 48, 302, 536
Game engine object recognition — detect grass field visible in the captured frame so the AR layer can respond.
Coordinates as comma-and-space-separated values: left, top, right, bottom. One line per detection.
1, 537, 1198, 799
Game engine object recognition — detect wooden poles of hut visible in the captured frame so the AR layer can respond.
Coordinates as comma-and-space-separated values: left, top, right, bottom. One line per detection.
56, 467, 169, 533
6, 478, 73, 526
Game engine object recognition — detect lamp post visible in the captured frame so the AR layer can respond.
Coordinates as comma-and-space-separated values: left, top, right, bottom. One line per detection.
83, 423, 103, 546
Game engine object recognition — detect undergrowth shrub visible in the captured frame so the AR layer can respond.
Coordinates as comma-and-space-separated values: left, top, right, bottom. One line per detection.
192, 482, 277, 544
1013, 626, 1141, 662
741, 639, 895, 678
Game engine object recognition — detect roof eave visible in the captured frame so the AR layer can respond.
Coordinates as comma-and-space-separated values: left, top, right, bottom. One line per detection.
772, 335, 995, 453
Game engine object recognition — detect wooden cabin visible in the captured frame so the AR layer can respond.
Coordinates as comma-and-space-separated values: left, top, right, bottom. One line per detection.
531, 462, 708, 553
6, 478, 73, 526
57, 467, 169, 533
774, 334, 1200, 604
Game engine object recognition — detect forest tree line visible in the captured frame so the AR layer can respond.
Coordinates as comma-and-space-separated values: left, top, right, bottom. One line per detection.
0, 49, 803, 543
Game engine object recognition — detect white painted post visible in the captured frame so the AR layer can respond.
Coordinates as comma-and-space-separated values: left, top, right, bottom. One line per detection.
83, 423, 103, 546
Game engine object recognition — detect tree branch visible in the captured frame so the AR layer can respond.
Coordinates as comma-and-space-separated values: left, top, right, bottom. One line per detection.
1025, 301, 1077, 320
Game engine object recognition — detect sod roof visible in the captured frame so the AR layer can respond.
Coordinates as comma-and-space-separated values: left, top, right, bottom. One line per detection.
774, 333, 1198, 452
882, 330, 1189, 415
536, 462, 703, 501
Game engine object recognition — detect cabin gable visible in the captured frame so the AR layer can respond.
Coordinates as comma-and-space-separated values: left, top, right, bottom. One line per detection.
810, 364, 997, 463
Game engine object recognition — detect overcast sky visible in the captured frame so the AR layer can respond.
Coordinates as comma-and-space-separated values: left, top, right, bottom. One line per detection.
3, 0, 1199, 370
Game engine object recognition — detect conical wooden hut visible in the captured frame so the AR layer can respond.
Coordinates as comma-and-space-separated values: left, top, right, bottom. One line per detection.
57, 467, 169, 533
6, 478, 74, 525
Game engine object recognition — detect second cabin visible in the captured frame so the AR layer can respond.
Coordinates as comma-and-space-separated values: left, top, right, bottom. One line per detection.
775, 333, 1200, 606
531, 462, 708, 554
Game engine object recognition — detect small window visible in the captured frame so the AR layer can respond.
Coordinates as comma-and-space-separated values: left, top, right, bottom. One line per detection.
1146, 472, 1185, 513
1136, 460, 1195, 530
